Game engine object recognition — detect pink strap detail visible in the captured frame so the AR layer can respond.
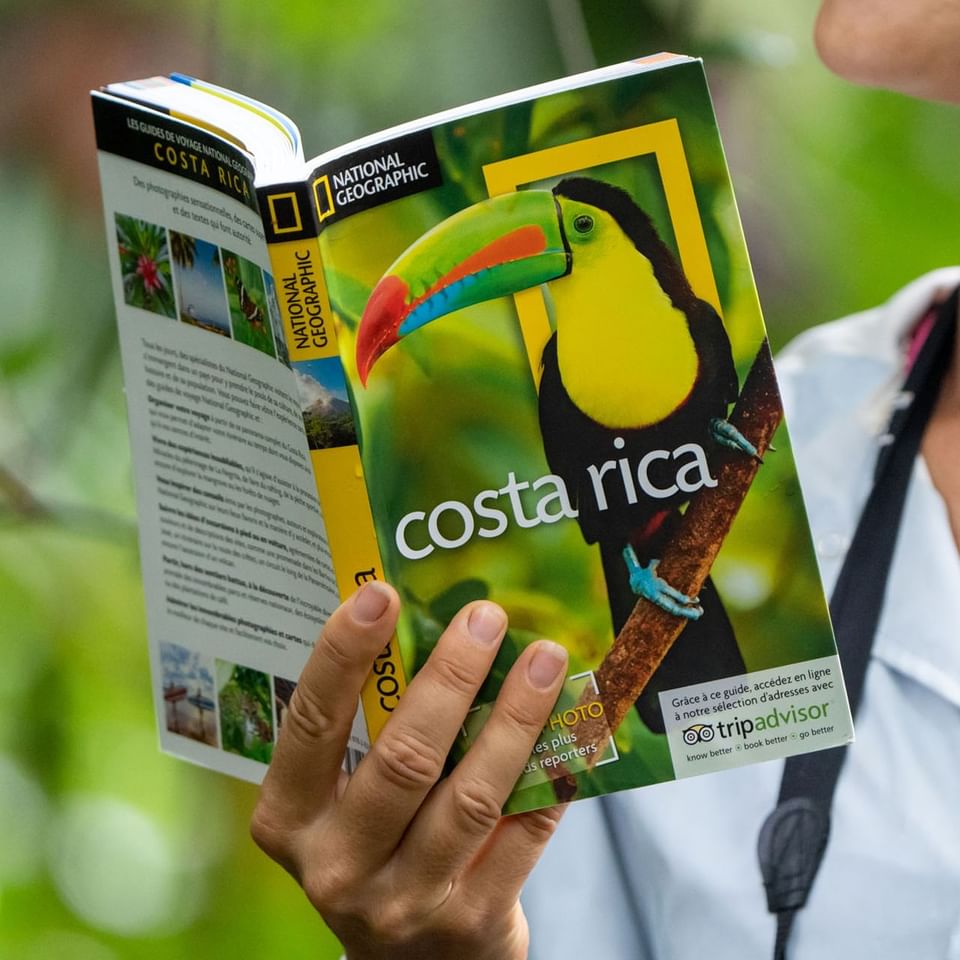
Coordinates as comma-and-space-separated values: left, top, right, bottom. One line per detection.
905, 307, 937, 372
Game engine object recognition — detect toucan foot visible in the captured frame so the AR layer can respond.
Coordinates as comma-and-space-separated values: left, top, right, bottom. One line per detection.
710, 417, 762, 463
623, 546, 703, 620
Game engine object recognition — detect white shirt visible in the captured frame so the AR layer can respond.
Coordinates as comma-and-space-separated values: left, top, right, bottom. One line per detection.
524, 269, 960, 960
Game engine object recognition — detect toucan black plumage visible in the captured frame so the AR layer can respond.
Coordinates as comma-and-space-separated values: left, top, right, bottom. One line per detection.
537, 179, 748, 729
356, 176, 754, 732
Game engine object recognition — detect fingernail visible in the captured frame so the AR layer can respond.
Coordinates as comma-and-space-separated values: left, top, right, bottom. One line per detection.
352, 582, 391, 623
467, 602, 506, 645
527, 641, 567, 689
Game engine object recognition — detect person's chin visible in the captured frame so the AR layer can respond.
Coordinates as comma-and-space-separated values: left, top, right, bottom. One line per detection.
815, 1, 960, 104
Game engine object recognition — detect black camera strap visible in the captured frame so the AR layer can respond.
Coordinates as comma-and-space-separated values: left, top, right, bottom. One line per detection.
757, 288, 958, 960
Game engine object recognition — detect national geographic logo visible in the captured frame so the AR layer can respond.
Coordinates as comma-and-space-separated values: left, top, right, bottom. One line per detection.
258, 181, 314, 243
307, 129, 443, 231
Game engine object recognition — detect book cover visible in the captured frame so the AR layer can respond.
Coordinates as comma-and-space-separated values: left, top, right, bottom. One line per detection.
93, 57, 853, 812
299, 55, 853, 812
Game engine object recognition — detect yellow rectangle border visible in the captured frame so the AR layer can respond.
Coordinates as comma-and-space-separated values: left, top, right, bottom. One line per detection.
267, 191, 303, 234
482, 119, 719, 381
313, 175, 336, 222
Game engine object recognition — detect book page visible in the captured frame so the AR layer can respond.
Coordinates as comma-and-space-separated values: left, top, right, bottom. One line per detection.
93, 95, 339, 781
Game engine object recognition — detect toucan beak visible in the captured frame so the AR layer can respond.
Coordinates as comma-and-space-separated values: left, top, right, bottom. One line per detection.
355, 190, 570, 385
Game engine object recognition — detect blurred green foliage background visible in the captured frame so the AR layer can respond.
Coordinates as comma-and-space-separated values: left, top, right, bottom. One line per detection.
2, 1, 959, 957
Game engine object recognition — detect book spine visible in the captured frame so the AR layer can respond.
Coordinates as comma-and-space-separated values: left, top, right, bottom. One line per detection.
257, 179, 404, 747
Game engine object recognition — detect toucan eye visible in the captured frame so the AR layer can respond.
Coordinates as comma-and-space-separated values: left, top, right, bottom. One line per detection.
573, 214, 594, 234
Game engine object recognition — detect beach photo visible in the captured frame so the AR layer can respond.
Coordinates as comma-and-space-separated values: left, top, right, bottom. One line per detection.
159, 641, 219, 747
169, 231, 232, 337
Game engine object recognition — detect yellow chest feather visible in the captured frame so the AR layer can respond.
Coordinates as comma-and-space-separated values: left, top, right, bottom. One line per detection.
551, 247, 699, 429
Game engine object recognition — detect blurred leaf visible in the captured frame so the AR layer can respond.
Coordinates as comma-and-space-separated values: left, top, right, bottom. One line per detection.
427, 577, 490, 623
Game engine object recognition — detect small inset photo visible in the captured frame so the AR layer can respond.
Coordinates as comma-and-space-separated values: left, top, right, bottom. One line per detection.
223, 252, 276, 359
115, 213, 176, 318
216, 660, 275, 763
272, 676, 297, 736
169, 231, 231, 337
292, 357, 357, 450
160, 642, 218, 747
263, 272, 290, 367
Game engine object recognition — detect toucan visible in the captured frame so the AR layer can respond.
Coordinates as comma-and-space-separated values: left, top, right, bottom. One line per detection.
355, 177, 756, 732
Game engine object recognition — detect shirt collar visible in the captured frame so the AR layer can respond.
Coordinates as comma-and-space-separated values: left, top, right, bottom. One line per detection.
873, 458, 960, 709
781, 268, 960, 708
850, 268, 960, 436
846, 269, 960, 706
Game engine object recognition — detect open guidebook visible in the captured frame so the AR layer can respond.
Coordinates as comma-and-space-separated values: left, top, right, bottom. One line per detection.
92, 53, 852, 814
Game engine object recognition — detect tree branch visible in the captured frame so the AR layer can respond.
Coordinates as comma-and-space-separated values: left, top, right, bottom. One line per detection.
0, 463, 47, 519
553, 340, 783, 801
0, 462, 136, 542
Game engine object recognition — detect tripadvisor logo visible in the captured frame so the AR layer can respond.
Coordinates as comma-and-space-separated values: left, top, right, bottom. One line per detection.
681, 701, 832, 745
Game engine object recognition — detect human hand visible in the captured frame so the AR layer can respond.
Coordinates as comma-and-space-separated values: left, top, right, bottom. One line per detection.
250, 581, 569, 960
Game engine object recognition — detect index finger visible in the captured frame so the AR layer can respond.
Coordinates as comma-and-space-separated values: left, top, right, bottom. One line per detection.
262, 581, 400, 822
